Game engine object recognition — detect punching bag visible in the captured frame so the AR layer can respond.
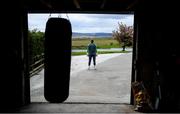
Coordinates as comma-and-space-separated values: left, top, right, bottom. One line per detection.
44, 18, 72, 103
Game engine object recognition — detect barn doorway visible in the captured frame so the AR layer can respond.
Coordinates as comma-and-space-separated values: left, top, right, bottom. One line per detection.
28, 13, 134, 104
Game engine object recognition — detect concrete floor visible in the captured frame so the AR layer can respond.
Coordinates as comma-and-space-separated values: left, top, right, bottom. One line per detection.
25, 53, 134, 113
31, 53, 132, 104
66, 53, 132, 103
18, 103, 136, 113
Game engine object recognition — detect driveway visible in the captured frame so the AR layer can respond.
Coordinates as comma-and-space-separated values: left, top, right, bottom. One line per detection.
31, 53, 132, 104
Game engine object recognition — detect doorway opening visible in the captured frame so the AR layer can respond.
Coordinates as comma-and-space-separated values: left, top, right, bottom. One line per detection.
28, 13, 134, 104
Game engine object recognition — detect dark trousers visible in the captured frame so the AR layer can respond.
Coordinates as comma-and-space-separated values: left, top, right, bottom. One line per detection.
88, 55, 96, 66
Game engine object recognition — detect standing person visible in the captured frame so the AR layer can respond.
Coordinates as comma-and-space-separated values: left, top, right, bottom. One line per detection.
87, 39, 97, 69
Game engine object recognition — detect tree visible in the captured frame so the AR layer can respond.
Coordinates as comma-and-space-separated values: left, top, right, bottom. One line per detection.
112, 22, 133, 51
28, 29, 45, 64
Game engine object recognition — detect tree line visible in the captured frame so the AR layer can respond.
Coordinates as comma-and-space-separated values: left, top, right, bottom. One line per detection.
28, 29, 45, 64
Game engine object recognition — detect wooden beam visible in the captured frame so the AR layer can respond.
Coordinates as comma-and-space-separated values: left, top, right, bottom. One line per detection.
40, 0, 52, 9
127, 0, 139, 10
73, 0, 81, 9
100, 0, 107, 9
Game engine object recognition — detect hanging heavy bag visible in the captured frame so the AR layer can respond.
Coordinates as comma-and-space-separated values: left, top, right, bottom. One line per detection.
44, 18, 72, 103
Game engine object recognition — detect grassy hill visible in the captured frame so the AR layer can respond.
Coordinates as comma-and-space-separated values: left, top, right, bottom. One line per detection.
72, 32, 112, 38
72, 38, 121, 49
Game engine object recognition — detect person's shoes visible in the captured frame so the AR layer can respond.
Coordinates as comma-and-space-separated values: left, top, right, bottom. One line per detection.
88, 66, 90, 70
94, 65, 96, 70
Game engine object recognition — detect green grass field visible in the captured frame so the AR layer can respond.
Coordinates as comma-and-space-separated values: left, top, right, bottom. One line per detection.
72, 38, 132, 56
72, 38, 121, 49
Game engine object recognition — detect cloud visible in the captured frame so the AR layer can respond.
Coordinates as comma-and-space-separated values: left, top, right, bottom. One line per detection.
84, 14, 130, 19
28, 14, 49, 31
28, 13, 134, 33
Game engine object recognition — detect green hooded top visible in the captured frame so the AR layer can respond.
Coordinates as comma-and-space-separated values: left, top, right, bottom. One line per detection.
87, 43, 97, 55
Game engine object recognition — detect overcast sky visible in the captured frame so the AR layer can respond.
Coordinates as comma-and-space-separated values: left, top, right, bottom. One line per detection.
28, 13, 134, 33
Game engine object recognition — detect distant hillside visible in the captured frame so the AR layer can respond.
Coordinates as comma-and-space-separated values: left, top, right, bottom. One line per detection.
72, 32, 112, 38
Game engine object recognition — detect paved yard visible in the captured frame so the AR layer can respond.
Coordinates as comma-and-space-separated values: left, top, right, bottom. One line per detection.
31, 53, 132, 104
